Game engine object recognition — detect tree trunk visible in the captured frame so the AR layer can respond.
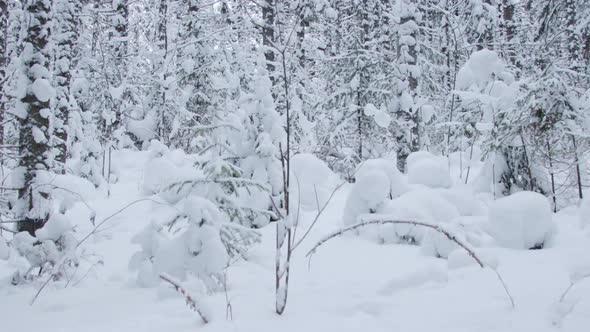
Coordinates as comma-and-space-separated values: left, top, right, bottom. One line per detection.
0, 0, 7, 151
262, 0, 276, 90
17, 0, 53, 235
396, 0, 420, 172
54, 0, 82, 173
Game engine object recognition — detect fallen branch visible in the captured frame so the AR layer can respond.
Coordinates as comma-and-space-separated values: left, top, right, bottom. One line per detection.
306, 215, 516, 308
160, 273, 209, 324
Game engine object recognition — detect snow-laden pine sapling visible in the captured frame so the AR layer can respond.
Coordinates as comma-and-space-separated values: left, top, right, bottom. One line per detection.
306, 214, 515, 309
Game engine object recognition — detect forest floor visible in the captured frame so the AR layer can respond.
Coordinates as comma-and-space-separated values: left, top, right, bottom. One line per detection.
1, 150, 590, 332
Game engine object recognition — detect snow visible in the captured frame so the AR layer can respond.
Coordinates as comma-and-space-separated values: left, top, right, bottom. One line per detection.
579, 197, 590, 229
343, 170, 390, 227
127, 112, 157, 142
290, 153, 339, 210
487, 191, 555, 250
380, 187, 460, 244
355, 158, 408, 199
1, 150, 590, 332
456, 49, 513, 90
407, 151, 452, 188
141, 140, 200, 196
31, 78, 55, 102
35, 214, 74, 242
0, 238, 9, 261
364, 103, 391, 128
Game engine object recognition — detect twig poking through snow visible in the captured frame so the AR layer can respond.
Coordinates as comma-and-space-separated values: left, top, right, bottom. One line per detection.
559, 273, 590, 303
306, 215, 516, 309
159, 273, 209, 324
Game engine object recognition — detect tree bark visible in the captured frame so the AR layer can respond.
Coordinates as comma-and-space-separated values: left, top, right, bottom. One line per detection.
17, 0, 53, 235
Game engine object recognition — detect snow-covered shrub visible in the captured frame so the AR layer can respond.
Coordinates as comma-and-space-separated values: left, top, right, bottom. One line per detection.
420, 215, 492, 259
130, 197, 229, 290
343, 171, 390, 227
355, 158, 408, 199
39, 172, 97, 214
291, 153, 339, 210
9, 213, 78, 284
487, 191, 554, 249
420, 223, 463, 259
406, 151, 452, 188
406, 151, 436, 171
142, 140, 199, 196
380, 188, 460, 244
439, 187, 486, 217
201, 157, 275, 228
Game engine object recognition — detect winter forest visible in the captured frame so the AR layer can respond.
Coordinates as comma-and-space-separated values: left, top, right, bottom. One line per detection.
1, 0, 590, 330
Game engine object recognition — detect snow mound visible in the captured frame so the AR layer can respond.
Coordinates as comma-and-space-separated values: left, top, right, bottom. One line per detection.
290, 153, 339, 210
355, 158, 408, 199
343, 171, 390, 227
439, 187, 486, 216
488, 191, 554, 249
379, 188, 460, 244
407, 152, 452, 188
142, 140, 200, 197
406, 151, 435, 170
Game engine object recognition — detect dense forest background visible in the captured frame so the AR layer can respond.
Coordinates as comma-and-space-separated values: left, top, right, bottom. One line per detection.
0, 0, 590, 320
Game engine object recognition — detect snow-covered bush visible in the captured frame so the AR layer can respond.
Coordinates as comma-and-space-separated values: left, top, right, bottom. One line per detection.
8, 213, 78, 284
380, 188, 460, 244
439, 187, 486, 217
420, 223, 463, 259
130, 197, 229, 290
355, 158, 408, 199
406, 151, 436, 171
487, 191, 554, 249
291, 153, 339, 210
142, 140, 199, 196
406, 151, 452, 188
343, 171, 390, 227
133, 141, 265, 289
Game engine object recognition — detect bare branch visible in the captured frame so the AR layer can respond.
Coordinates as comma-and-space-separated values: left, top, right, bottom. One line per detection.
306, 215, 516, 308
159, 273, 209, 324
306, 216, 484, 268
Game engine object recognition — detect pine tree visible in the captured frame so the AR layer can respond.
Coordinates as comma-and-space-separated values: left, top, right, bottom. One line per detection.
396, 0, 421, 172
15, 0, 54, 235
53, 0, 82, 172
0, 0, 8, 149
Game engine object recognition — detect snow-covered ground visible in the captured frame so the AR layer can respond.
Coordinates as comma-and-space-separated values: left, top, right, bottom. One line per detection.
1, 150, 589, 332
